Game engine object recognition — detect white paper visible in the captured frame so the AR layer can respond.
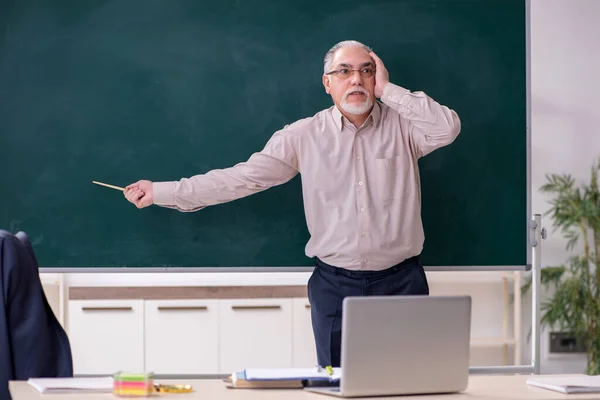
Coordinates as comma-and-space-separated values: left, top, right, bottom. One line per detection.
244, 367, 341, 381
27, 377, 114, 393
527, 376, 600, 394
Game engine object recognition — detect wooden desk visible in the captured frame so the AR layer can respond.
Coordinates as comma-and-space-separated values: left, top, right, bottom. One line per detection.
9, 374, 595, 399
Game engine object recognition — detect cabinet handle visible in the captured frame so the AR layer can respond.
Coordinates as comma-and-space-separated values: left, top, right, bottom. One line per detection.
81, 306, 133, 312
157, 306, 208, 311
231, 305, 281, 310
305, 304, 311, 309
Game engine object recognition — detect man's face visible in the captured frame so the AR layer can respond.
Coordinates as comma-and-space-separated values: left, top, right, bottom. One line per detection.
322, 46, 376, 116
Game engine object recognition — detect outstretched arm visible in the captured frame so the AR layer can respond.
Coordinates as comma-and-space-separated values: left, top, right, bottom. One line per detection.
371, 51, 461, 158
124, 130, 299, 211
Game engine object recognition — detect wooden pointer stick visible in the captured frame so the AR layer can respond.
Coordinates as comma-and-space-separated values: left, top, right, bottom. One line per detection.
92, 181, 125, 191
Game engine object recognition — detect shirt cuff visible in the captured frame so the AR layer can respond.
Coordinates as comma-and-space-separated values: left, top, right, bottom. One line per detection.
152, 181, 177, 206
381, 82, 410, 104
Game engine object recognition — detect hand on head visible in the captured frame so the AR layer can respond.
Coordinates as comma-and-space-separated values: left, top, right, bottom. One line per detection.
124, 180, 153, 209
369, 51, 389, 99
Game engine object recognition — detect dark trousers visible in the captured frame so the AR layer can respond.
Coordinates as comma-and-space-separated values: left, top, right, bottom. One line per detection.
307, 255, 429, 368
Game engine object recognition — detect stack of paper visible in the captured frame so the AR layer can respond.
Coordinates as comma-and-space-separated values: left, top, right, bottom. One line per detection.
224, 372, 303, 389
224, 367, 341, 389
526, 375, 600, 394
244, 368, 341, 381
27, 377, 114, 394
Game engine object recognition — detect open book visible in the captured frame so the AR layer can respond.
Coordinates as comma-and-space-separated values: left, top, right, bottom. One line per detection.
27, 377, 114, 394
527, 375, 600, 394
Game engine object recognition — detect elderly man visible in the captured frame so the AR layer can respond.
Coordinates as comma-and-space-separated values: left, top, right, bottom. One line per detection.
124, 40, 461, 368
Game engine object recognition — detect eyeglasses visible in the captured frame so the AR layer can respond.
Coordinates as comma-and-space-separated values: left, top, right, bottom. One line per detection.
325, 67, 375, 79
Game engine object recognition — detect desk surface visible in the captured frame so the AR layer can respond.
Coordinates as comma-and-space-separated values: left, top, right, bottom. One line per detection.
9, 374, 595, 400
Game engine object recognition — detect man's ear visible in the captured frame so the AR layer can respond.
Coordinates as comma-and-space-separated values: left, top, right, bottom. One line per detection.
322, 75, 330, 94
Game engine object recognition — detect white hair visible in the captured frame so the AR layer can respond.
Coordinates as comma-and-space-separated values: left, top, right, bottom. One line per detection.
323, 40, 373, 74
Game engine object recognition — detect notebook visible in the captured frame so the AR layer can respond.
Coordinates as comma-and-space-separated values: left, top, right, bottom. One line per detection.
526, 375, 600, 394
27, 377, 114, 394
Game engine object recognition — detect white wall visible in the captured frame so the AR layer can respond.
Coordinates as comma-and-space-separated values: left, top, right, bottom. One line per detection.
524, 0, 600, 373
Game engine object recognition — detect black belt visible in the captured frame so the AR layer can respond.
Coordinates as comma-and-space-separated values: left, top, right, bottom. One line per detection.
314, 255, 420, 279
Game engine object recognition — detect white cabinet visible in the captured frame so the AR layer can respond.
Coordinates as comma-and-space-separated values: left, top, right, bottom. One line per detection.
67, 297, 303, 375
68, 300, 144, 375
292, 298, 317, 367
63, 274, 523, 375
219, 298, 293, 373
144, 300, 219, 374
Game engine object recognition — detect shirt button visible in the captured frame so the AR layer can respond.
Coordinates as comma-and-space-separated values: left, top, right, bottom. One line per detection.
362, 258, 368, 263
358, 181, 363, 186
360, 207, 365, 212
356, 155, 361, 160
361, 232, 367, 237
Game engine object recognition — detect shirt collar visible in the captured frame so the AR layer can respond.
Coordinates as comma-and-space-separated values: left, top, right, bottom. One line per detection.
332, 101, 382, 131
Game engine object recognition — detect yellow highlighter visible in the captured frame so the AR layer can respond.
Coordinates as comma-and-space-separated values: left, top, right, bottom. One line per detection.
154, 383, 193, 393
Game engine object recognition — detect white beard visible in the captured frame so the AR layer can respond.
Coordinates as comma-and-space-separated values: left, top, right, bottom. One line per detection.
340, 97, 373, 115
340, 88, 373, 115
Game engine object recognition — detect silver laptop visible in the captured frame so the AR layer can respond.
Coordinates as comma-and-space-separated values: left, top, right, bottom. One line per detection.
305, 295, 471, 397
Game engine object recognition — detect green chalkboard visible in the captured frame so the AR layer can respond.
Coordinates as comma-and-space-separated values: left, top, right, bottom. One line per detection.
0, 0, 527, 268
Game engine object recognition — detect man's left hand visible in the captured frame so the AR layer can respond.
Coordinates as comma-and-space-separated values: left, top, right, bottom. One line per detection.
370, 51, 389, 98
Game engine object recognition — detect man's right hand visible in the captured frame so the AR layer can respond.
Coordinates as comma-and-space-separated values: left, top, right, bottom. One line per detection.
124, 180, 154, 209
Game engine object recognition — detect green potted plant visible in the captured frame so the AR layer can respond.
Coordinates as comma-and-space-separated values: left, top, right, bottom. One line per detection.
522, 159, 600, 375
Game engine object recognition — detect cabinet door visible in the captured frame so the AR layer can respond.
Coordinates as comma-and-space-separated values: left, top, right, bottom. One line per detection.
68, 300, 144, 375
144, 300, 219, 374
219, 299, 292, 373
292, 298, 318, 367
